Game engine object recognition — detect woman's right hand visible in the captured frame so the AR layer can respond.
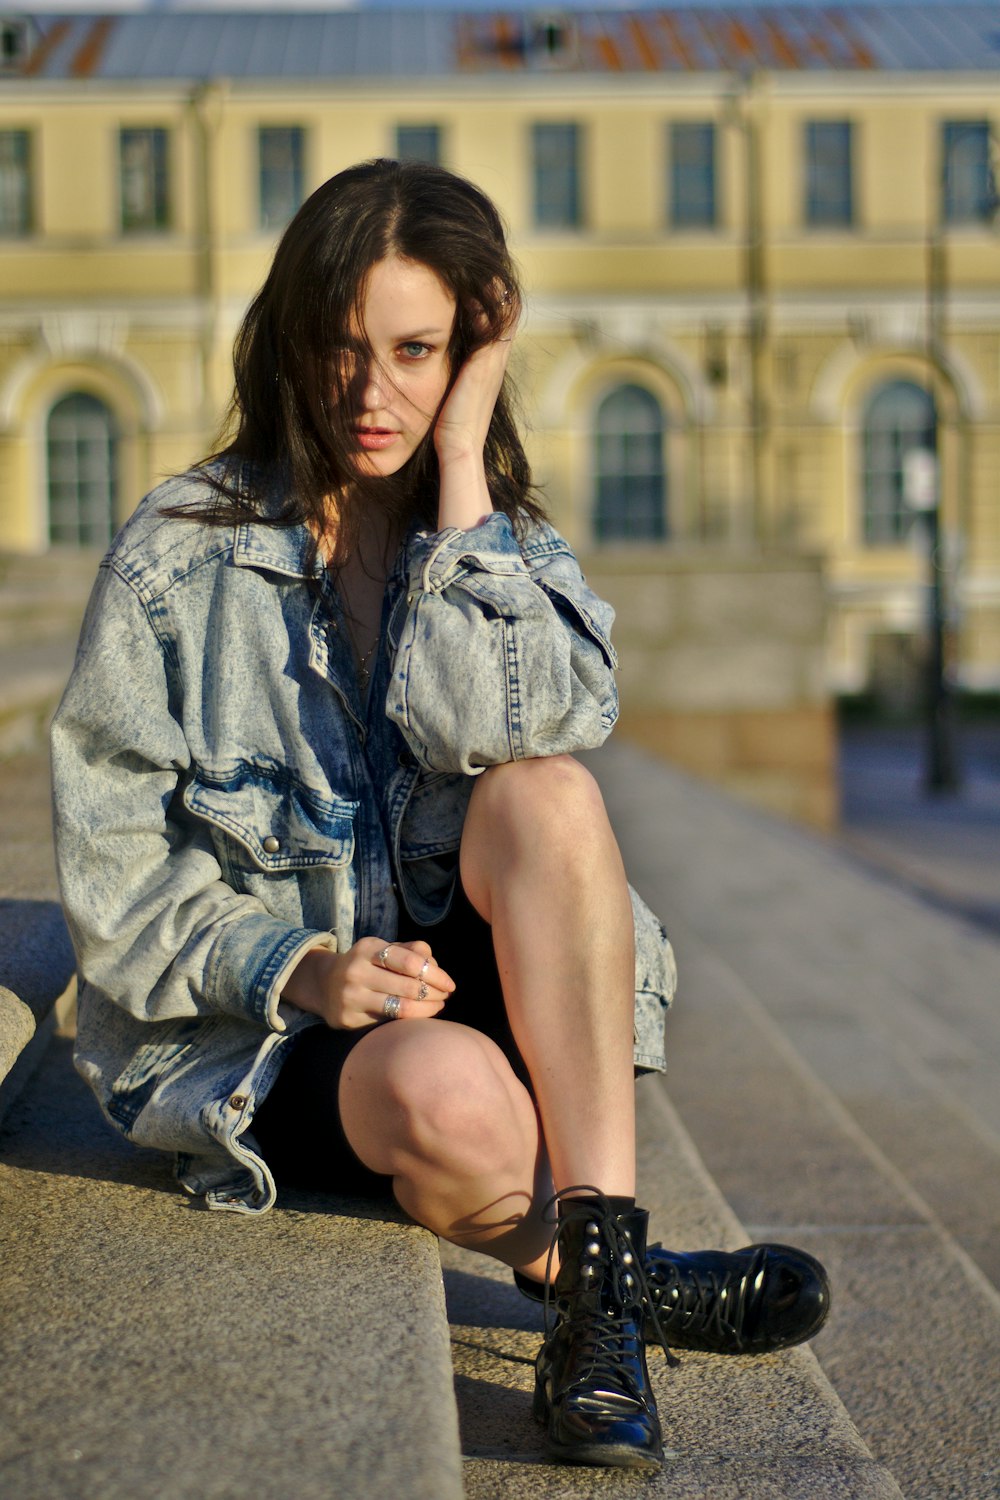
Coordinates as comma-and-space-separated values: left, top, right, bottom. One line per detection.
281, 937, 454, 1029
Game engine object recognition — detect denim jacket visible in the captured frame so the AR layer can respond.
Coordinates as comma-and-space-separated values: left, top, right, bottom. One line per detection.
51, 470, 676, 1214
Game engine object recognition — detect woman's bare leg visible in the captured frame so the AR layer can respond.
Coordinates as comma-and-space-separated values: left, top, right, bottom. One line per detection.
459, 755, 637, 1275
339, 754, 636, 1279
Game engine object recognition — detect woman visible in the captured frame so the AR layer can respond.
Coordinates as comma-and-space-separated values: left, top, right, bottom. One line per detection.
52, 159, 829, 1471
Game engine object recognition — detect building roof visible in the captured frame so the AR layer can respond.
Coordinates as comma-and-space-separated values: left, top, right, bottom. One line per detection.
4, 6, 1000, 80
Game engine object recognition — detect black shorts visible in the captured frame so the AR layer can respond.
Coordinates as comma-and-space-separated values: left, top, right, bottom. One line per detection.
252, 885, 525, 1199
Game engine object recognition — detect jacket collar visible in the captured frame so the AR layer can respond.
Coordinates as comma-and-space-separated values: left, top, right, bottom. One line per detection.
232, 519, 324, 580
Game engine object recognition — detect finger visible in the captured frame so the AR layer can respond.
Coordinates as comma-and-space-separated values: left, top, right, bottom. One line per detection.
376, 990, 447, 1025
377, 946, 455, 993
395, 939, 433, 960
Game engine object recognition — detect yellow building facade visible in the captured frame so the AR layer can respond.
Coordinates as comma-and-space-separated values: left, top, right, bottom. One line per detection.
1, 7, 998, 719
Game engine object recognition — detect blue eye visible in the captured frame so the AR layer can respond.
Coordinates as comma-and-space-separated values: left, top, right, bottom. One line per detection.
400, 342, 431, 359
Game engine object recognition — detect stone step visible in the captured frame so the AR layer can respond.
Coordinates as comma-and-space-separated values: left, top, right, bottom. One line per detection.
442, 1079, 903, 1499
589, 739, 1000, 1500
0, 1037, 464, 1500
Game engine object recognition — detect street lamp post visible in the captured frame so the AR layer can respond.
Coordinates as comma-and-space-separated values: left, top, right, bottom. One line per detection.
921, 121, 999, 793
903, 449, 959, 791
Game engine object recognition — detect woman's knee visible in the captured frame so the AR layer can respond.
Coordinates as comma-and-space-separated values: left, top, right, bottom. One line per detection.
341, 1022, 532, 1178
465, 755, 606, 853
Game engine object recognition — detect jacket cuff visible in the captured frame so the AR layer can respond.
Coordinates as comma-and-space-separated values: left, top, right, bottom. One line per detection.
410, 513, 529, 594
206, 917, 339, 1031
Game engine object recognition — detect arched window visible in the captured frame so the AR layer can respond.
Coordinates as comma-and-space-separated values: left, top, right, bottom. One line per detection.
861, 381, 937, 545
593, 384, 667, 541
46, 392, 118, 547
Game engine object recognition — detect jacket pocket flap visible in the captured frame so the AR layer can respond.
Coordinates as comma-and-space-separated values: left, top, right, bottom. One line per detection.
183, 767, 357, 871
537, 579, 619, 670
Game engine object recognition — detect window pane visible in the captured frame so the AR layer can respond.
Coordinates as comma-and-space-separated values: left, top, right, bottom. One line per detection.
670, 122, 716, 228
259, 126, 305, 229
862, 381, 936, 545
120, 128, 169, 232
0, 129, 31, 235
942, 121, 993, 224
806, 121, 853, 227
395, 125, 441, 166
532, 122, 581, 228
594, 385, 667, 541
47, 393, 117, 548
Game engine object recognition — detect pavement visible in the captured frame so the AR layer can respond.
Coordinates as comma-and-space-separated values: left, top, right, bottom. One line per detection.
836, 719, 1000, 938
1, 585, 998, 1497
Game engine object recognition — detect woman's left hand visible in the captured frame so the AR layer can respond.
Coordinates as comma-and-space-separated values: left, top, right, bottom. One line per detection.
433, 297, 518, 532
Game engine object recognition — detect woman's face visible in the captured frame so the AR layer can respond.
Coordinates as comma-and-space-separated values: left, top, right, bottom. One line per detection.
345, 254, 457, 478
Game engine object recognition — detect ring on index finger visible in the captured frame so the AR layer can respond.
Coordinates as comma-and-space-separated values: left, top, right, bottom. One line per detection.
376, 945, 392, 970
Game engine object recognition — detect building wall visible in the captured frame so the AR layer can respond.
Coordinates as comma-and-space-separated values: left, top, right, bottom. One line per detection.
1, 63, 997, 818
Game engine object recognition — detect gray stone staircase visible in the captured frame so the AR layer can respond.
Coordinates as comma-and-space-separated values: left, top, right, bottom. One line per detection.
2, 731, 998, 1496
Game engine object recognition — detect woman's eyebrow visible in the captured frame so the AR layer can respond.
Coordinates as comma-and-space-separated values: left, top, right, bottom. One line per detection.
391, 326, 449, 341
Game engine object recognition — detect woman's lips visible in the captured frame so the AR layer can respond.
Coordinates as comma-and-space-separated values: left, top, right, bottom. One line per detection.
356, 428, 399, 451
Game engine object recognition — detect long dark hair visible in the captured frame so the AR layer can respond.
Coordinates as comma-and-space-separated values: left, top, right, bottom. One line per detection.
176, 158, 544, 559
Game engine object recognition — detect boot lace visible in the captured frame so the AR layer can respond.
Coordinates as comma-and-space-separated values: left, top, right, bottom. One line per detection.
646, 1241, 770, 1351
542, 1185, 680, 1389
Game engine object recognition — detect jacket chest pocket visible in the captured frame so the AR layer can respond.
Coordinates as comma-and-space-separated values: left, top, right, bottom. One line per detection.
182, 764, 357, 880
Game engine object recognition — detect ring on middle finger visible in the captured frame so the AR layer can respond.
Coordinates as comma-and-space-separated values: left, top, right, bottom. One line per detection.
417, 981, 428, 1002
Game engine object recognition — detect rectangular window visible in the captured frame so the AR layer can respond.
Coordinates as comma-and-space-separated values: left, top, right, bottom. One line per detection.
0, 129, 31, 235
395, 125, 441, 166
258, 126, 305, 230
532, 122, 581, 229
119, 127, 169, 233
669, 122, 716, 229
805, 120, 853, 228
941, 121, 994, 224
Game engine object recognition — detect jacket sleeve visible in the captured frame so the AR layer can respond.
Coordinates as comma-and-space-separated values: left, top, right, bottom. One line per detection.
50, 564, 336, 1030
386, 513, 619, 774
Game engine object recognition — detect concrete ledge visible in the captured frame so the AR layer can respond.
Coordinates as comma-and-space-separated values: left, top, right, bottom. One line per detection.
0, 1038, 465, 1500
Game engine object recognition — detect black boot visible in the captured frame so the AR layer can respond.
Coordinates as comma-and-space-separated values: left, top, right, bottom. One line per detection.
644, 1241, 830, 1353
518, 1239, 830, 1355
532, 1188, 672, 1470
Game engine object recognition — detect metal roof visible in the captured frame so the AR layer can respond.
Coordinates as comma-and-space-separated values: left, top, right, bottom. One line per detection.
5, 6, 1000, 79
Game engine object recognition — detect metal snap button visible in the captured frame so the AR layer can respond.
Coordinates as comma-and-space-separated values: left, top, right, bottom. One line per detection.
229, 1093, 248, 1110
262, 835, 280, 854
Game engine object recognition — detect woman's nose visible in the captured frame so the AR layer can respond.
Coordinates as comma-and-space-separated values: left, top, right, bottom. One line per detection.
359, 361, 387, 409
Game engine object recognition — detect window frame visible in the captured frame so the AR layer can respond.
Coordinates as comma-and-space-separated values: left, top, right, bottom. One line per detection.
860, 379, 937, 548
804, 119, 854, 230
592, 382, 669, 543
531, 121, 583, 230
257, 124, 306, 231
668, 121, 717, 230
46, 391, 119, 549
394, 124, 442, 166
119, 126, 170, 235
0, 128, 33, 237
940, 120, 994, 226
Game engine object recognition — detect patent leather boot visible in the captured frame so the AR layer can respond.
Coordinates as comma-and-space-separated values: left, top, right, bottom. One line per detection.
644, 1241, 830, 1353
532, 1189, 673, 1469
517, 1239, 830, 1356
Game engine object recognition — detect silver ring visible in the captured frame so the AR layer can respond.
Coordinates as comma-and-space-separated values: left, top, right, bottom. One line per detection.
383, 995, 402, 1021
417, 982, 428, 1002
418, 959, 430, 978
376, 945, 392, 970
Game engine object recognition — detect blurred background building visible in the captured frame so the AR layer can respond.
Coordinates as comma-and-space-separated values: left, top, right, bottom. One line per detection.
1, 4, 998, 825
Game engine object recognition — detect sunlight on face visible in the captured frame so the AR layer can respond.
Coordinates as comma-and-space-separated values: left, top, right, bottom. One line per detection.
346, 255, 457, 478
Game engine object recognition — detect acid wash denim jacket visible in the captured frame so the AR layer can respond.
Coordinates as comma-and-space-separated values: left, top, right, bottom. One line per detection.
51, 470, 676, 1214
